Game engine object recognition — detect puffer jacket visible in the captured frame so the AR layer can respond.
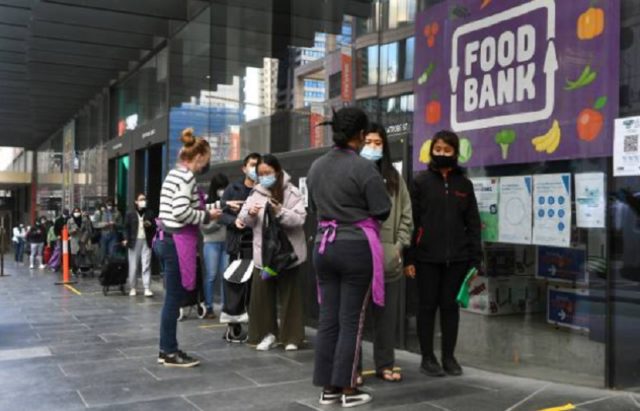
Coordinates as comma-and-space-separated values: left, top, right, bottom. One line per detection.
239, 172, 307, 269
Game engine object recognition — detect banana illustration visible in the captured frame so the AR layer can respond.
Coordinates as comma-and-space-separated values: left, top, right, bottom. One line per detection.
531, 120, 561, 154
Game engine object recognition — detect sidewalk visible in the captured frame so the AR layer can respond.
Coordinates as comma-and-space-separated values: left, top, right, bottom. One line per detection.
0, 260, 637, 411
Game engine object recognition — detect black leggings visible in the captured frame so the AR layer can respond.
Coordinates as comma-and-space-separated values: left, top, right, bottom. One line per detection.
416, 261, 468, 360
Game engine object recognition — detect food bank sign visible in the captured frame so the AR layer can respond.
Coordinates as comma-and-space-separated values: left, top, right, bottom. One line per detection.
413, 0, 619, 169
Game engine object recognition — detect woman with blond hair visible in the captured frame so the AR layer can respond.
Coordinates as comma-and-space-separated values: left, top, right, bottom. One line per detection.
155, 128, 222, 368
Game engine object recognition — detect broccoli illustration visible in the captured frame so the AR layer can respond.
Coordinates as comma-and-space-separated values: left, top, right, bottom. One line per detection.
495, 129, 516, 160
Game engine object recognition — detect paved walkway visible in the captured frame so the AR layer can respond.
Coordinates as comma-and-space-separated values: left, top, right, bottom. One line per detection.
0, 260, 638, 411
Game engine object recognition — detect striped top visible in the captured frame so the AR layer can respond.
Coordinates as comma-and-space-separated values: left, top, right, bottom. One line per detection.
159, 166, 211, 231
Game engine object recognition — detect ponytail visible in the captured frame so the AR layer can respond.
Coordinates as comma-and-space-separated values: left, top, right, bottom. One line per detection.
319, 107, 369, 148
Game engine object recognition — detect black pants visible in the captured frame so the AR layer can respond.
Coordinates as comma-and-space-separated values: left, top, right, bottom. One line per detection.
313, 240, 372, 389
416, 261, 468, 360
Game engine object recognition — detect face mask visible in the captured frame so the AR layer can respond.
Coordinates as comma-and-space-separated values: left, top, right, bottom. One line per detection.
431, 154, 458, 169
216, 189, 225, 198
360, 146, 383, 162
197, 162, 211, 175
73, 212, 81, 218
106, 205, 113, 210
246, 167, 258, 182
138, 201, 147, 209
259, 174, 277, 189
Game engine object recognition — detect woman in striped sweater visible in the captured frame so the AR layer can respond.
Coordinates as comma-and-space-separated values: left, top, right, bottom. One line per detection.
155, 128, 221, 368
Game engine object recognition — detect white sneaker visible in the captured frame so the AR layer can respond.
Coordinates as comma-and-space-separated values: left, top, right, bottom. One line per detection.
129, 289, 137, 296
256, 333, 277, 351
29, 265, 34, 270
39, 265, 45, 270
144, 289, 154, 297
285, 344, 298, 351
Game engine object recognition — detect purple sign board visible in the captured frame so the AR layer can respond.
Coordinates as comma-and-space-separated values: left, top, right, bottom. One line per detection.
413, 0, 620, 170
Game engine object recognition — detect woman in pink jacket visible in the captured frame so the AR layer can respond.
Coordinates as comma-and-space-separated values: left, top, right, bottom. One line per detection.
239, 154, 307, 352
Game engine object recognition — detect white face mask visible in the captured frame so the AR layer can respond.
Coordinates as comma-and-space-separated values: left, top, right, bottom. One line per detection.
73, 213, 81, 218
216, 189, 225, 198
138, 200, 147, 209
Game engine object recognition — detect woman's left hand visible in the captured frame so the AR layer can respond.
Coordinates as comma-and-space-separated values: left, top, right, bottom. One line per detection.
269, 199, 282, 215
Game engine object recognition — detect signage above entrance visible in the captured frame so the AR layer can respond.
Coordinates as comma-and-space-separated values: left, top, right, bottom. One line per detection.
413, 0, 619, 169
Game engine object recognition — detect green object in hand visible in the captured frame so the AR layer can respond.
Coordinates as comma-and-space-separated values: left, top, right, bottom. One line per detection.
456, 267, 478, 308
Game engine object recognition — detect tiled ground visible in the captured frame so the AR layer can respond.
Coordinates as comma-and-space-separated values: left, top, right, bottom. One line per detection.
0, 260, 638, 411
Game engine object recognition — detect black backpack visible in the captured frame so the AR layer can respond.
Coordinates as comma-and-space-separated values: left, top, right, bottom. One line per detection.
260, 202, 297, 279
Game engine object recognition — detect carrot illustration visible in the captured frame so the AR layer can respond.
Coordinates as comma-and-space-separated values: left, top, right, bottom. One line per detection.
480, 0, 492, 9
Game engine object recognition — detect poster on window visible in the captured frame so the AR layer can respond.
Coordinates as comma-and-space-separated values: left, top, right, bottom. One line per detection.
471, 177, 499, 242
547, 287, 591, 332
613, 116, 640, 177
532, 173, 572, 247
575, 172, 605, 228
498, 176, 532, 244
413, 0, 620, 170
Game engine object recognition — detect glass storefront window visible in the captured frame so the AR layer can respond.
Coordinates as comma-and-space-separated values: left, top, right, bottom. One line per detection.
380, 42, 399, 85
110, 49, 168, 138
356, 45, 379, 87
382, 0, 417, 30
403, 37, 415, 80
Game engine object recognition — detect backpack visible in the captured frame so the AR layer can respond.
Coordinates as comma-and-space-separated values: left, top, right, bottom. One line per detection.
260, 202, 297, 279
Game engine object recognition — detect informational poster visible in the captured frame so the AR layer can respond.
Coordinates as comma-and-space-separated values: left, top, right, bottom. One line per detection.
298, 177, 309, 208
613, 116, 640, 176
575, 172, 605, 228
533, 174, 572, 247
498, 176, 532, 244
547, 287, 591, 332
413, 0, 620, 170
536, 246, 587, 284
471, 177, 499, 242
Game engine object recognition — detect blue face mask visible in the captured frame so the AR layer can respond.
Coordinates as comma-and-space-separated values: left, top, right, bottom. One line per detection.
259, 174, 277, 189
360, 146, 383, 162
246, 167, 258, 182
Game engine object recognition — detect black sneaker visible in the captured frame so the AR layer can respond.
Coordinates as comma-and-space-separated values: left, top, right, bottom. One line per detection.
157, 352, 167, 364
162, 351, 200, 368
341, 390, 372, 408
442, 357, 463, 376
319, 389, 341, 405
420, 356, 446, 377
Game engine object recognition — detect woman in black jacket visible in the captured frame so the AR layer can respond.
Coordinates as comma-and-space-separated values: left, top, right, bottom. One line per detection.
404, 130, 481, 378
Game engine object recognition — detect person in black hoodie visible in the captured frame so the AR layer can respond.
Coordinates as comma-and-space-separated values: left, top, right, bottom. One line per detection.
404, 130, 481, 378
219, 153, 261, 258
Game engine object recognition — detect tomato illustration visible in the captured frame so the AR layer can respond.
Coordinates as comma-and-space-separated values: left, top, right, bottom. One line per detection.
577, 109, 603, 141
425, 100, 441, 124
577, 96, 607, 142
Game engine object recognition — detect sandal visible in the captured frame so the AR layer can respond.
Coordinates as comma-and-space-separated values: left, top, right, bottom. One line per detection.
377, 368, 402, 383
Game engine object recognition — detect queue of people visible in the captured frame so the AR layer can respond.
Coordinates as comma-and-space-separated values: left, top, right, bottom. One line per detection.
8, 112, 479, 409
149, 116, 481, 409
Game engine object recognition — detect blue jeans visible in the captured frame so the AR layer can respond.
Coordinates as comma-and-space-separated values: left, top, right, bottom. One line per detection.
100, 231, 118, 262
155, 237, 186, 354
14, 240, 24, 262
202, 241, 228, 310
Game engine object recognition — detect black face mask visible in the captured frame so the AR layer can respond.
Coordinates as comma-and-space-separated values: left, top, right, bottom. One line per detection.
197, 163, 211, 176
431, 154, 458, 169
